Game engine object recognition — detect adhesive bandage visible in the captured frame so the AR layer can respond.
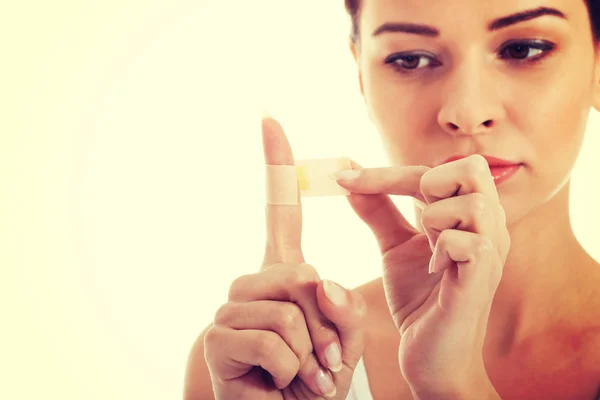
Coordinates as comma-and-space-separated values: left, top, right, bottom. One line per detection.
265, 157, 352, 205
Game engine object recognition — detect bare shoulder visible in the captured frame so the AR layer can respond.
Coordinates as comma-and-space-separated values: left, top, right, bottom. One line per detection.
578, 261, 600, 373
562, 273, 600, 398
526, 271, 600, 398
580, 308, 600, 374
571, 316, 600, 398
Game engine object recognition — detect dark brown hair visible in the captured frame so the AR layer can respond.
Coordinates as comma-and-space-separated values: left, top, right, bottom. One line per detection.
344, 0, 600, 44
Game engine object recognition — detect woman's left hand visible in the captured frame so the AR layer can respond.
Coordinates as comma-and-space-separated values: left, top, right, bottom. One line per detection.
333, 155, 509, 399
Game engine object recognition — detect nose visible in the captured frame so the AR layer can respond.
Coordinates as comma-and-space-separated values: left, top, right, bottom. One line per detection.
437, 59, 505, 137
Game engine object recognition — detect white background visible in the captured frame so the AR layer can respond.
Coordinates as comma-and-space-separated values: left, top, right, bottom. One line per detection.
2, 1, 599, 399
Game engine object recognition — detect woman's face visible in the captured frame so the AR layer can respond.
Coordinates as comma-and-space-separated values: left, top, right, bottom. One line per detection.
352, 0, 600, 226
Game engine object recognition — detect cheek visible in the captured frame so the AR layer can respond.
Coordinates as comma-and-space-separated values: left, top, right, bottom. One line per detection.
521, 73, 590, 177
363, 68, 436, 164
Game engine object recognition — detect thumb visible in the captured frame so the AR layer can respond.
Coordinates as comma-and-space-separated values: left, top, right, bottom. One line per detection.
316, 280, 367, 369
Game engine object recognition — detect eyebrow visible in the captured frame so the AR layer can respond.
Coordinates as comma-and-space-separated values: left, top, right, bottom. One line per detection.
372, 6, 567, 38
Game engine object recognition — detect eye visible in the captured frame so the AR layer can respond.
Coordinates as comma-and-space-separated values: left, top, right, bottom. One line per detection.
498, 40, 556, 64
384, 53, 440, 73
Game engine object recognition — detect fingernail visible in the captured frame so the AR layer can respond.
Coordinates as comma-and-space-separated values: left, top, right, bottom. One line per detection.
324, 343, 343, 372
428, 252, 437, 274
323, 280, 347, 307
261, 110, 272, 119
316, 368, 337, 397
330, 169, 361, 181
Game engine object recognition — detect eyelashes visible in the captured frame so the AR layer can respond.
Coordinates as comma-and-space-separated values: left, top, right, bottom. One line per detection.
497, 39, 556, 63
384, 39, 557, 75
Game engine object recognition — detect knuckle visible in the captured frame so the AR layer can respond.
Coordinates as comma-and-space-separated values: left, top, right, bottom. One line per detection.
420, 205, 433, 227
286, 358, 301, 381
228, 274, 250, 300
468, 193, 487, 216
297, 344, 313, 368
437, 228, 450, 244
474, 236, 493, 256
257, 332, 281, 357
213, 302, 235, 326
278, 303, 305, 332
419, 169, 433, 195
417, 165, 432, 175
203, 327, 220, 360
282, 269, 301, 288
288, 263, 320, 286
412, 166, 431, 200
465, 154, 489, 176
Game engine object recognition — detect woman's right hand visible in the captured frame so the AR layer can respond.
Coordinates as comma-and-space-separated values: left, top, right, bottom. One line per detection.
203, 116, 367, 400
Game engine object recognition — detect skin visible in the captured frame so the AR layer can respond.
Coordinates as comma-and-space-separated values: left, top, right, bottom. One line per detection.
342, 0, 600, 397
352, 0, 600, 349
188, 118, 369, 400
185, 0, 600, 399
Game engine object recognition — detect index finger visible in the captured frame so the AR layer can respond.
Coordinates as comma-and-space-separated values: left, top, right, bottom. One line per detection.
262, 116, 304, 267
339, 161, 427, 253
334, 163, 430, 204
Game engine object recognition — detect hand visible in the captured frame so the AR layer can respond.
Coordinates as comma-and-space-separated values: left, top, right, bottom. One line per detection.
203, 116, 367, 400
334, 155, 508, 397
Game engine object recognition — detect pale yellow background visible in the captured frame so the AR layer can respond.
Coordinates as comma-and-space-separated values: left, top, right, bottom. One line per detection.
1, 1, 599, 399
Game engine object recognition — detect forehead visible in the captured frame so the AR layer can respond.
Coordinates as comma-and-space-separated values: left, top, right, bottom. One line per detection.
360, 0, 584, 33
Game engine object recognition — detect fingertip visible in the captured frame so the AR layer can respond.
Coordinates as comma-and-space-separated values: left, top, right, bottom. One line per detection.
349, 159, 365, 170
262, 116, 295, 166
318, 281, 367, 328
273, 376, 291, 391
315, 368, 338, 397
322, 279, 348, 308
324, 342, 343, 373
262, 109, 272, 120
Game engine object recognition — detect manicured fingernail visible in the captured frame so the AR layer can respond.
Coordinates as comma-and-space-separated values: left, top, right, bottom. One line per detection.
428, 252, 437, 274
330, 169, 361, 181
316, 368, 337, 397
323, 280, 347, 307
324, 342, 343, 372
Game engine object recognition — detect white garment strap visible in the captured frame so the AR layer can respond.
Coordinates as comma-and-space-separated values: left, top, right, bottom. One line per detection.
346, 357, 374, 400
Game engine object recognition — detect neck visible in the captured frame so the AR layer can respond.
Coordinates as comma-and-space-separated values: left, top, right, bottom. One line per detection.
413, 180, 597, 355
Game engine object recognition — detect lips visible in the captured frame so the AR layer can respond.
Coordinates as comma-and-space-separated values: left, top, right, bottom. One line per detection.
489, 165, 520, 184
442, 154, 522, 185
442, 155, 520, 167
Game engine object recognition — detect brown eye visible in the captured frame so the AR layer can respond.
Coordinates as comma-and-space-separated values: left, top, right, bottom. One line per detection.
498, 40, 555, 64
402, 55, 421, 69
507, 44, 530, 59
384, 52, 440, 73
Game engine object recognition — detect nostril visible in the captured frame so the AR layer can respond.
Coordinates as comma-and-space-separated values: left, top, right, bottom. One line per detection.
446, 120, 493, 134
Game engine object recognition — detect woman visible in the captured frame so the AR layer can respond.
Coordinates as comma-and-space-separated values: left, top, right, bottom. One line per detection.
185, 0, 600, 398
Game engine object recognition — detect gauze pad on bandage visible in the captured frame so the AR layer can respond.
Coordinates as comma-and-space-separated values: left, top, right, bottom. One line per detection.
265, 157, 352, 205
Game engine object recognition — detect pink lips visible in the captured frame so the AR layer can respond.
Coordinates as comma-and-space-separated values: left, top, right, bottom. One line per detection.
489, 165, 520, 184
442, 155, 522, 185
